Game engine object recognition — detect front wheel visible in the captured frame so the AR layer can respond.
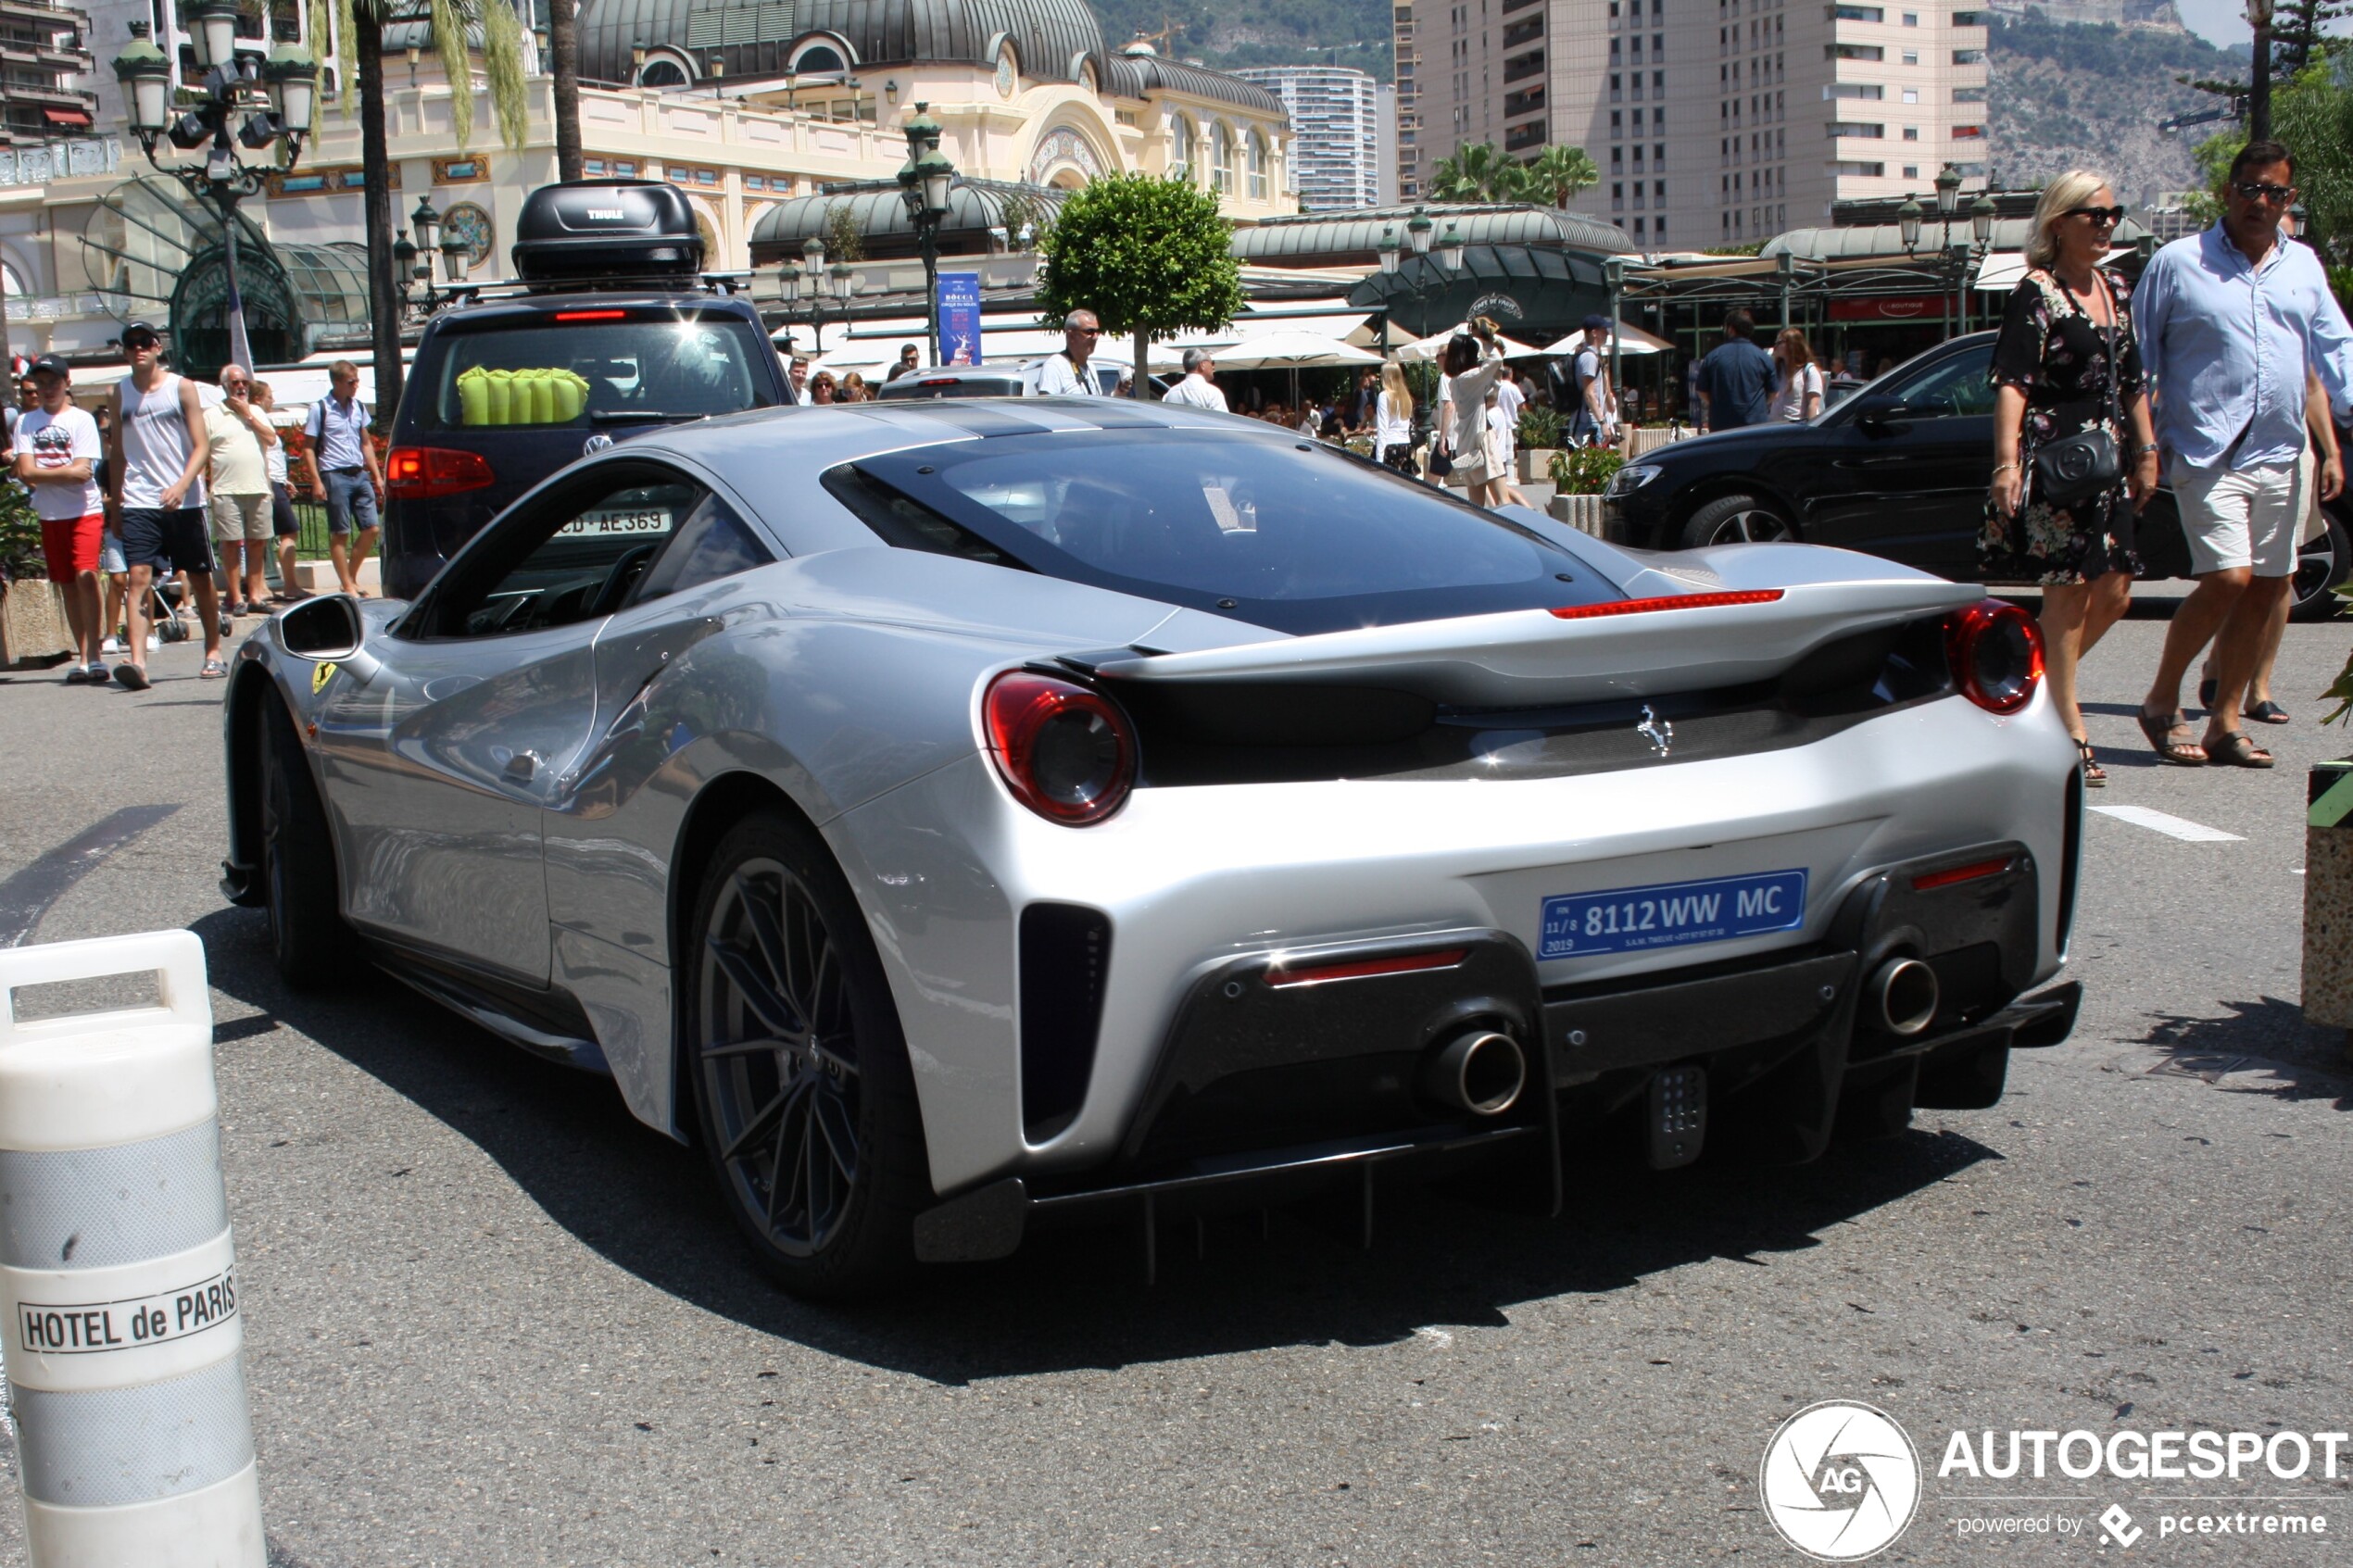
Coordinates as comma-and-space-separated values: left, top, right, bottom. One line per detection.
258, 696, 345, 988
1679, 493, 1794, 549
2290, 511, 2350, 622
686, 809, 930, 1298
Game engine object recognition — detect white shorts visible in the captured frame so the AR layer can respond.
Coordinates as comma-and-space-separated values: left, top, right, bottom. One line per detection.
2170, 457, 2300, 578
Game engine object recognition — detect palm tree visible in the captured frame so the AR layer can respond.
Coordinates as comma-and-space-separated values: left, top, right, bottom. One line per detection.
1428, 142, 1532, 203
1524, 144, 1600, 207
335, 0, 527, 413
551, 0, 582, 181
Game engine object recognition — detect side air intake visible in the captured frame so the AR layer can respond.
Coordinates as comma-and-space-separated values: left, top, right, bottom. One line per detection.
1019, 904, 1112, 1143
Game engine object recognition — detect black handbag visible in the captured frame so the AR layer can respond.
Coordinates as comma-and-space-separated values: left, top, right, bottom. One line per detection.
1427, 444, 1453, 478
2030, 276, 2124, 509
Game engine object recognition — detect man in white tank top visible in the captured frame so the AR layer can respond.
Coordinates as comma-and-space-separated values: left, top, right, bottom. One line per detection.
105, 321, 222, 689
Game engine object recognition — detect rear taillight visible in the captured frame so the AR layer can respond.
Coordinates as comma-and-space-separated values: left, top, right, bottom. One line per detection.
1944, 598, 2044, 714
385, 445, 497, 499
984, 671, 1137, 825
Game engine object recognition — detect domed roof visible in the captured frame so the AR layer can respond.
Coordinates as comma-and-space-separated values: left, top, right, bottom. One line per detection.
578, 0, 1112, 88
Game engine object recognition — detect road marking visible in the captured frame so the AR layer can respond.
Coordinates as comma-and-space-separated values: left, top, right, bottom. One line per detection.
2088, 804, 2244, 843
0, 805, 182, 947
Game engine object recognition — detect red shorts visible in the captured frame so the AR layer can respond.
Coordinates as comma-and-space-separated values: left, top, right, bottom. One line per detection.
40, 513, 102, 583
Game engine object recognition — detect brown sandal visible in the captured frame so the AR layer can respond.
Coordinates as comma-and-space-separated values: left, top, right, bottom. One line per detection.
2074, 736, 2107, 787
2137, 708, 2208, 766
2206, 731, 2275, 769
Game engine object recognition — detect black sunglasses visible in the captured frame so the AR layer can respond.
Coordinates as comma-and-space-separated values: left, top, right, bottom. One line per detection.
2064, 204, 2126, 225
124, 335, 157, 349
2233, 180, 2295, 204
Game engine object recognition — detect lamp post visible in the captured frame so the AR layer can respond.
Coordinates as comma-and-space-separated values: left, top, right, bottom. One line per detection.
1375, 205, 1462, 342
777, 234, 854, 351
113, 16, 318, 372
897, 102, 954, 368
2247, 0, 2272, 139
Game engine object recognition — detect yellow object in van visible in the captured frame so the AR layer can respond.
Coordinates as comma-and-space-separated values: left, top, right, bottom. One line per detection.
455, 365, 591, 426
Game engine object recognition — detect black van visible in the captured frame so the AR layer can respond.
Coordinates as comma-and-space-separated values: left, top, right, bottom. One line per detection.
379, 181, 790, 600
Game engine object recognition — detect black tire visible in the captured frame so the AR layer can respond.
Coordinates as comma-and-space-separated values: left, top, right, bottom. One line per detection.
2290, 511, 2350, 623
686, 809, 930, 1298
258, 696, 346, 988
1679, 493, 1795, 549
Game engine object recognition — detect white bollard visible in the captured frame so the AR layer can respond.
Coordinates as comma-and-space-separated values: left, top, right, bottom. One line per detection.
0, 930, 264, 1568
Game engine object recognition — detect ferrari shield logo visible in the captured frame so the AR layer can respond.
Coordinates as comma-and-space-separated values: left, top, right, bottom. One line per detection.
312, 660, 338, 695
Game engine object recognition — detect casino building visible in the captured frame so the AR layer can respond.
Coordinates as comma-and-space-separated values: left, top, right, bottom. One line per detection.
0, 0, 1295, 374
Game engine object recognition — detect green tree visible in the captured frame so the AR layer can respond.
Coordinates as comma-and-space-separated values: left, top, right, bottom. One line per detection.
1523, 144, 1600, 206
1035, 173, 1246, 397
1428, 141, 1532, 202
2193, 61, 2353, 259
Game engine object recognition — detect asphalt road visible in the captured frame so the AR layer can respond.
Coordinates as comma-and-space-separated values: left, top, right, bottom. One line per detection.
0, 596, 2345, 1567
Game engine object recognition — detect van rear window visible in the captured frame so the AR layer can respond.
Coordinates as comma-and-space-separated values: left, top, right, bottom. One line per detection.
418, 315, 776, 430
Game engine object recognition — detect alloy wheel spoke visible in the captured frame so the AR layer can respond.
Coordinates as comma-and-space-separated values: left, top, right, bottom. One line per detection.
782, 888, 827, 1026
810, 1035, 860, 1078
720, 1071, 804, 1164
703, 1035, 796, 1061
733, 871, 793, 1004
812, 1089, 860, 1185
708, 936, 801, 1038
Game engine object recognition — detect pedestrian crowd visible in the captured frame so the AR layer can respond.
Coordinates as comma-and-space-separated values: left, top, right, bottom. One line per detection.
18, 324, 374, 692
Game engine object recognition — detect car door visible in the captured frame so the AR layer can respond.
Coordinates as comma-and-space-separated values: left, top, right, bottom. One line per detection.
1803, 341, 1996, 579
314, 461, 706, 983
543, 482, 780, 952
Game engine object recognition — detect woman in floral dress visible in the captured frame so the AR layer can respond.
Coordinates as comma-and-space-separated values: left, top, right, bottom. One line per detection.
1982, 169, 2161, 785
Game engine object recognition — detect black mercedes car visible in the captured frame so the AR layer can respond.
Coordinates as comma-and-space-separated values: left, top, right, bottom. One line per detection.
1604, 332, 2351, 621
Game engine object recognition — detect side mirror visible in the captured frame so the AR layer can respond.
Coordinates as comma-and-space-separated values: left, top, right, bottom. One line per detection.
1849, 395, 1913, 431
279, 594, 364, 659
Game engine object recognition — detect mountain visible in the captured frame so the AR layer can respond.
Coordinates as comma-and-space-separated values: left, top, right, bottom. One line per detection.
1088, 0, 1394, 82
1989, 9, 2246, 202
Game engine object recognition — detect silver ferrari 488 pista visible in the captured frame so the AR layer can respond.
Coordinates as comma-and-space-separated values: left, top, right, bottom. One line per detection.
220, 397, 2082, 1296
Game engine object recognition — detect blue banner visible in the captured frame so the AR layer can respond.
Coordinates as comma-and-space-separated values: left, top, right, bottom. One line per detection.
936, 272, 982, 366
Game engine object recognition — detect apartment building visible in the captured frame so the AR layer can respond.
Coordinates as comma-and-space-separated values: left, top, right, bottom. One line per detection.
1234, 65, 1382, 211
1391, 0, 1989, 245
0, 0, 95, 147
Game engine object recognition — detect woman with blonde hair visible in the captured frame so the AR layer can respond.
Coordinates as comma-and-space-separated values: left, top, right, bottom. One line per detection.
1374, 361, 1416, 473
1768, 328, 1823, 421
1982, 169, 2158, 785
838, 371, 870, 403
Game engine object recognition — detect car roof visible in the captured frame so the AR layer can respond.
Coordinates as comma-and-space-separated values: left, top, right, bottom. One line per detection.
420, 289, 766, 330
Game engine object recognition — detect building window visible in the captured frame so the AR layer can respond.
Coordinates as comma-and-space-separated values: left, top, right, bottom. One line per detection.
1830, 43, 1883, 58
1951, 123, 1985, 138
1831, 158, 1885, 175
1213, 122, 1234, 193
1901, 86, 1918, 102
1953, 84, 1986, 101
1828, 120, 1884, 137
1827, 82, 1882, 97
1901, 8, 1918, 19
1901, 163, 1918, 177
1171, 115, 1195, 180
1246, 130, 1267, 198
1902, 126, 1918, 139
1634, 215, 1646, 233
1951, 48, 1984, 63
1900, 48, 1918, 62
1830, 4, 1883, 18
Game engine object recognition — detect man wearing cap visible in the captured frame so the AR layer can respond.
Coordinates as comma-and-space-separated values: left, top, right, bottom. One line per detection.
107, 322, 224, 689
1160, 347, 1227, 411
12, 356, 107, 682
1567, 314, 1618, 446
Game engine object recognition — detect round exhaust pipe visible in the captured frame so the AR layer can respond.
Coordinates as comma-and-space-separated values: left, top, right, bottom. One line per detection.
1420, 1028, 1527, 1117
1867, 957, 1940, 1036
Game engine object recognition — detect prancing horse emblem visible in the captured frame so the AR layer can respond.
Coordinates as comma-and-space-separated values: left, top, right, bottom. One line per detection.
1637, 704, 1673, 759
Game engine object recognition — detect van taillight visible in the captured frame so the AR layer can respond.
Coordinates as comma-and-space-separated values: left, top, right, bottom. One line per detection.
385, 446, 497, 499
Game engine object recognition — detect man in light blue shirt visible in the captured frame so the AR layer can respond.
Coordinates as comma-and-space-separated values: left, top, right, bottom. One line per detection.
2133, 138, 2353, 767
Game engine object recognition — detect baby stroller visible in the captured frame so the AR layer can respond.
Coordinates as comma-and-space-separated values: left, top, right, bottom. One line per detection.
145, 574, 194, 645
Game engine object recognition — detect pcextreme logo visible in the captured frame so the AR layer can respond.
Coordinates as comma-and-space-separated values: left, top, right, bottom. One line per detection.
1759, 1400, 1924, 1562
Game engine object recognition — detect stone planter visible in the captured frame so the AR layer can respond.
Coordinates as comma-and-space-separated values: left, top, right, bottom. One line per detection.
0, 578, 72, 668
1627, 425, 1692, 458
1517, 446, 1558, 483
1549, 493, 1608, 536
2301, 759, 2353, 1061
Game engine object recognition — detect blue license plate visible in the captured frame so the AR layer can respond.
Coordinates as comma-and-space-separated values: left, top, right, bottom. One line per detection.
1539, 869, 1808, 960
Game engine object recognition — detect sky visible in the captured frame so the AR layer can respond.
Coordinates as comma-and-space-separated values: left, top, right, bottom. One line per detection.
2171, 0, 2249, 49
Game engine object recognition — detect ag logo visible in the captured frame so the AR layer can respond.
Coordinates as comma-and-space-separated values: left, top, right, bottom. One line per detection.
1759, 1400, 1920, 1561
311, 660, 337, 695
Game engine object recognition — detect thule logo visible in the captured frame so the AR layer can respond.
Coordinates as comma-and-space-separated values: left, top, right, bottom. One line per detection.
584, 208, 624, 220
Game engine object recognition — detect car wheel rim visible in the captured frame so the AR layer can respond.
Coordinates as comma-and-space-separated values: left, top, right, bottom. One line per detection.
698, 858, 861, 1258
1708, 509, 1788, 545
2295, 534, 2337, 604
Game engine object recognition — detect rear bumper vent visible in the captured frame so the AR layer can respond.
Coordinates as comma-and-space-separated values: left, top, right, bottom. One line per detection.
1019, 904, 1112, 1143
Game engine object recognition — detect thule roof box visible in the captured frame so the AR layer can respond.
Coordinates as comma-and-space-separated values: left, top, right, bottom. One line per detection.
511, 179, 707, 292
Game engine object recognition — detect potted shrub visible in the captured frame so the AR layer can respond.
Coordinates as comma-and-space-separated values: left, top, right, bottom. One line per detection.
1546, 445, 1625, 535
1516, 403, 1564, 483
0, 476, 72, 669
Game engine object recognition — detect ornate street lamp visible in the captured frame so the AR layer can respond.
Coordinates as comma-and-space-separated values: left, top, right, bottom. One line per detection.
1934, 163, 1960, 220
1407, 205, 1434, 256
1385, 207, 1465, 342
897, 102, 955, 368
1897, 194, 1923, 254
1437, 222, 1466, 274
1969, 192, 1996, 249
410, 195, 442, 259
113, 17, 318, 371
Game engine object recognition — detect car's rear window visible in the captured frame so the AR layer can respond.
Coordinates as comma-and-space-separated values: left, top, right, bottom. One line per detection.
416, 312, 777, 431
845, 428, 1616, 634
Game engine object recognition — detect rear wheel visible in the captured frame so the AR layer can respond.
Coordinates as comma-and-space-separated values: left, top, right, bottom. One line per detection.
686, 809, 930, 1298
1680, 493, 1794, 549
258, 696, 345, 988
2290, 511, 2349, 622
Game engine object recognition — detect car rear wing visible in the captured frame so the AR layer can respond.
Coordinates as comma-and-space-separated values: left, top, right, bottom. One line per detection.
1079, 578, 1982, 709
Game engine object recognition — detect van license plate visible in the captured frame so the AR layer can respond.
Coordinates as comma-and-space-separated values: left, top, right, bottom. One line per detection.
1539, 870, 1807, 960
